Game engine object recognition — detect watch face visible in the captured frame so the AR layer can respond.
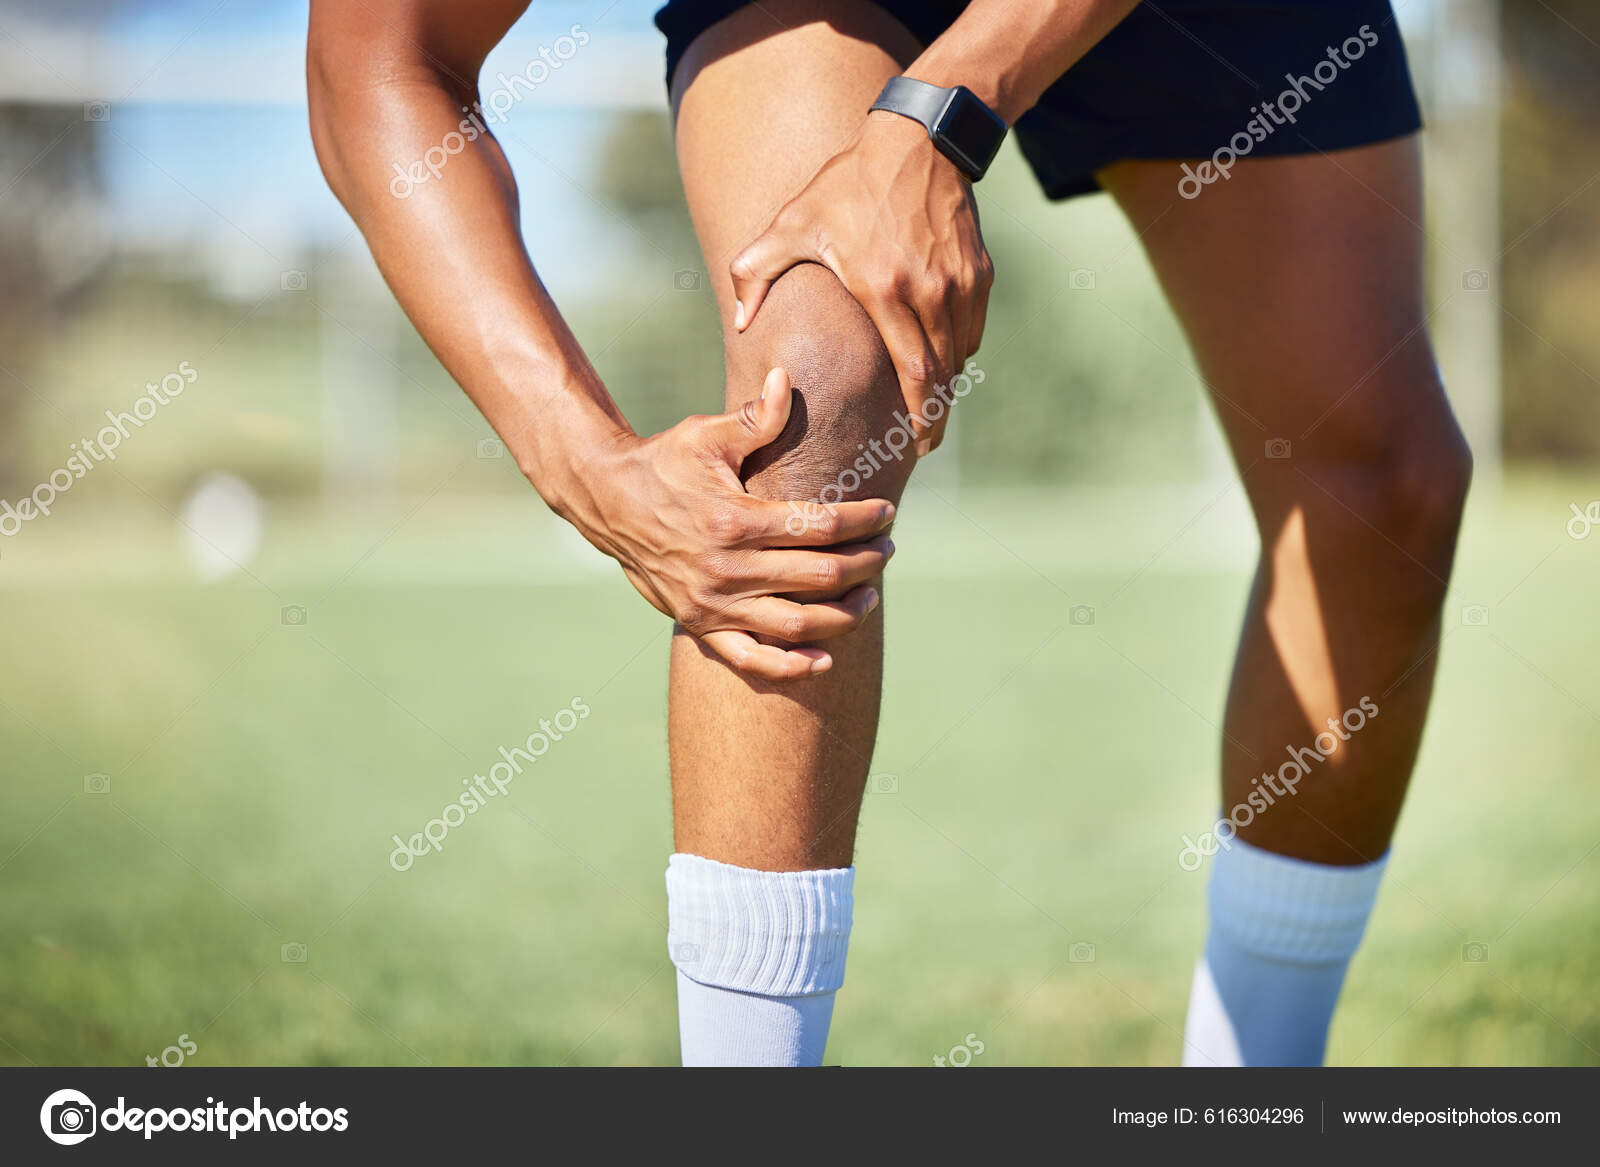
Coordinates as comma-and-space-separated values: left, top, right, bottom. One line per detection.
933, 88, 1005, 179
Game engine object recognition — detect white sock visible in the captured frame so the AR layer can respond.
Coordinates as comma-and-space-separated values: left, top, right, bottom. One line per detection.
665, 853, 853, 1066
1182, 836, 1387, 1067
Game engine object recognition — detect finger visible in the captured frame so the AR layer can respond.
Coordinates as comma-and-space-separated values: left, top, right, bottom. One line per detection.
917, 295, 958, 389
702, 629, 832, 681
968, 273, 992, 358
735, 584, 881, 644
729, 211, 811, 332
742, 535, 894, 596
949, 281, 974, 375
918, 411, 951, 457
942, 280, 988, 457
736, 496, 896, 548
860, 299, 941, 444
912, 298, 962, 458
702, 367, 793, 466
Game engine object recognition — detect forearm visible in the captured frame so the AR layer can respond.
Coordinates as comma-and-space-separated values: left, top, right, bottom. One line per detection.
903, 0, 1142, 124
307, 64, 625, 522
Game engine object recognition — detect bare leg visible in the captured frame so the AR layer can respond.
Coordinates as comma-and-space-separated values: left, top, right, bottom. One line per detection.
1100, 140, 1472, 865
667, 2, 926, 872
657, 1, 937, 1067
1101, 141, 1471, 1065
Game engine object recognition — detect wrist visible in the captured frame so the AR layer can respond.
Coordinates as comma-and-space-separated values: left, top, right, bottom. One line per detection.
864, 106, 930, 135
899, 63, 1019, 127
867, 78, 1008, 182
861, 107, 946, 161
523, 420, 634, 526
507, 367, 635, 520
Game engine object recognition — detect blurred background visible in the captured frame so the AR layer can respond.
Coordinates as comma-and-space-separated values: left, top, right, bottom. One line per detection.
2, 0, 1596, 1066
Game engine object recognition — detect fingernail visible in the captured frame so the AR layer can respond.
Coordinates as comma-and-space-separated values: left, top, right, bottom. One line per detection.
884, 538, 896, 557
734, 302, 746, 330
881, 504, 896, 525
915, 439, 932, 458
865, 588, 881, 613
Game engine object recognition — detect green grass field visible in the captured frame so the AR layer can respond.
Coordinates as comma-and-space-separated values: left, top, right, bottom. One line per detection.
3, 472, 1598, 1066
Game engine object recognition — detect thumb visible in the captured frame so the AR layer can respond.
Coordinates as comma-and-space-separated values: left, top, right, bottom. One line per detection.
708, 367, 793, 467
729, 213, 807, 332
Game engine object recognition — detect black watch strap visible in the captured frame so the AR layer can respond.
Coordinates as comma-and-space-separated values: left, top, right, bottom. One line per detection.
869, 76, 1007, 182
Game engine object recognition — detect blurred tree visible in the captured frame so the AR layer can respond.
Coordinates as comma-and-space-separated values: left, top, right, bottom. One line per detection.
1499, 0, 1600, 459
585, 109, 724, 438
593, 109, 695, 231
0, 104, 110, 485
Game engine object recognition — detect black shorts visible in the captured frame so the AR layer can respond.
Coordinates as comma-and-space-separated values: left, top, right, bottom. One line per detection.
654, 0, 1422, 200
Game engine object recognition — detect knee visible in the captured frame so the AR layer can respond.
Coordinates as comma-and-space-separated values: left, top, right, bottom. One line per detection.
1344, 405, 1472, 568
727, 263, 914, 507
1373, 422, 1472, 557
1280, 378, 1472, 594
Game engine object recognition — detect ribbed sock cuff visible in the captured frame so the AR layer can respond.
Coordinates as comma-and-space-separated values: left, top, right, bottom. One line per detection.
665, 853, 854, 997
1208, 837, 1387, 964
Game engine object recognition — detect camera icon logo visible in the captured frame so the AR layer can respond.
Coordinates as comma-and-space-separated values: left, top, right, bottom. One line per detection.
1461, 605, 1489, 627
870, 773, 899, 794
281, 605, 308, 627
1265, 438, 1292, 460
1068, 268, 1096, 291
476, 437, 506, 460
1068, 604, 1095, 627
1462, 269, 1489, 292
672, 942, 702, 965
280, 270, 308, 292
83, 773, 111, 795
1462, 941, 1489, 963
1069, 942, 1096, 963
40, 1088, 97, 1145
674, 269, 702, 291
281, 941, 308, 963
83, 101, 110, 122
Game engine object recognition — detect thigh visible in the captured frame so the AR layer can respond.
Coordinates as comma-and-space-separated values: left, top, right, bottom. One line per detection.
670, 0, 922, 327
1096, 138, 1461, 493
671, 0, 920, 430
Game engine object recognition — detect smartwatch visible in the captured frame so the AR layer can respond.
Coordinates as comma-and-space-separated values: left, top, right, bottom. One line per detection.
869, 76, 1008, 182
